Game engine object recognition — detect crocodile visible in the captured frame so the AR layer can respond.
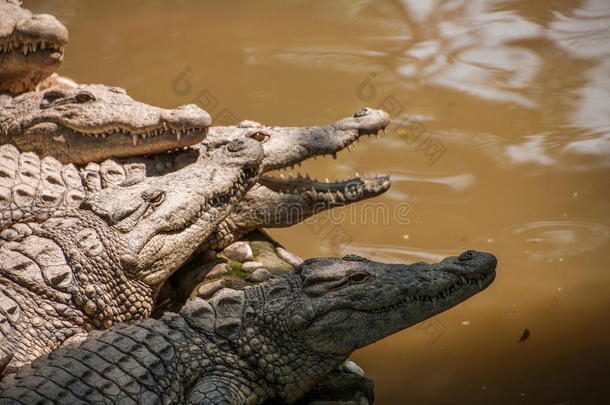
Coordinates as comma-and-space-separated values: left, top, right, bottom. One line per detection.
0, 137, 263, 369
0, 0, 68, 94
204, 107, 389, 173
0, 85, 211, 165
0, 250, 497, 404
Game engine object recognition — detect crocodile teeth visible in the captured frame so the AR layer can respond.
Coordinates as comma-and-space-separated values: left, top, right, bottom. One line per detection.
176, 130, 181, 141
132, 134, 139, 146
308, 187, 317, 199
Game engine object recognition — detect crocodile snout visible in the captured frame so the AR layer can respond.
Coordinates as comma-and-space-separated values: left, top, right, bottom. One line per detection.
16, 14, 68, 44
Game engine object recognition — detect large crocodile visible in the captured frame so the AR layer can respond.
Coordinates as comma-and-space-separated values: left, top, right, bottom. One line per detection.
0, 0, 68, 94
0, 250, 497, 404
0, 85, 210, 165
0, 137, 264, 369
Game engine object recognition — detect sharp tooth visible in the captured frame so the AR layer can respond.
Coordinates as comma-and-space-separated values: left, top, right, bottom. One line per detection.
348, 145, 353, 152
176, 130, 182, 141
41, 42, 46, 50
355, 172, 360, 178
325, 178, 330, 183
22, 44, 27, 55
309, 187, 317, 199
132, 134, 139, 146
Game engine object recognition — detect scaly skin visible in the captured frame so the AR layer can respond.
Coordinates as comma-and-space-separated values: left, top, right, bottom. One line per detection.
0, 0, 68, 93
0, 138, 263, 369
0, 250, 496, 404
0, 85, 211, 164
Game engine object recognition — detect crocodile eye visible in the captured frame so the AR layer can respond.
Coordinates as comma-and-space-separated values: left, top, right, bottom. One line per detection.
248, 131, 270, 143
142, 190, 165, 205
349, 272, 369, 283
43, 90, 65, 103
75, 91, 95, 103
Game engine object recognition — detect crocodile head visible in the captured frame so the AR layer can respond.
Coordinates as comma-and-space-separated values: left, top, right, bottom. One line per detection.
295, 251, 496, 355
203, 107, 392, 244
0, 0, 68, 93
0, 85, 211, 163
82, 138, 263, 287
189, 250, 495, 401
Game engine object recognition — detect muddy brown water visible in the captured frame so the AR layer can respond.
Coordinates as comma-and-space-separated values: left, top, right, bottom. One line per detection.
26, 0, 610, 403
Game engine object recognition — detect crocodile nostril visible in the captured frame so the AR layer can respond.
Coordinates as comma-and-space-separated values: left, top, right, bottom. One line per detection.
354, 107, 371, 117
227, 139, 246, 152
458, 250, 477, 262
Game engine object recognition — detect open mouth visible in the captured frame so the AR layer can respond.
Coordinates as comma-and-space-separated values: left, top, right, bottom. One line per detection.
259, 174, 390, 202
361, 272, 496, 314
0, 38, 64, 57
63, 125, 208, 146
256, 110, 390, 199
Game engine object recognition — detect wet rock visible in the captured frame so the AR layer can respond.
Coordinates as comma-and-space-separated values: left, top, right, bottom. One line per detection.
206, 263, 229, 279
250, 241, 294, 275
242, 261, 263, 272
276, 246, 304, 267
246, 268, 273, 283
222, 241, 253, 262
196, 279, 226, 299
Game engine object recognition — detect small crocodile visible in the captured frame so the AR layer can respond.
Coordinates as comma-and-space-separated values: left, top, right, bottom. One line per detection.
0, 85, 210, 164
0, 250, 497, 404
0, 137, 263, 369
0, 0, 68, 94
